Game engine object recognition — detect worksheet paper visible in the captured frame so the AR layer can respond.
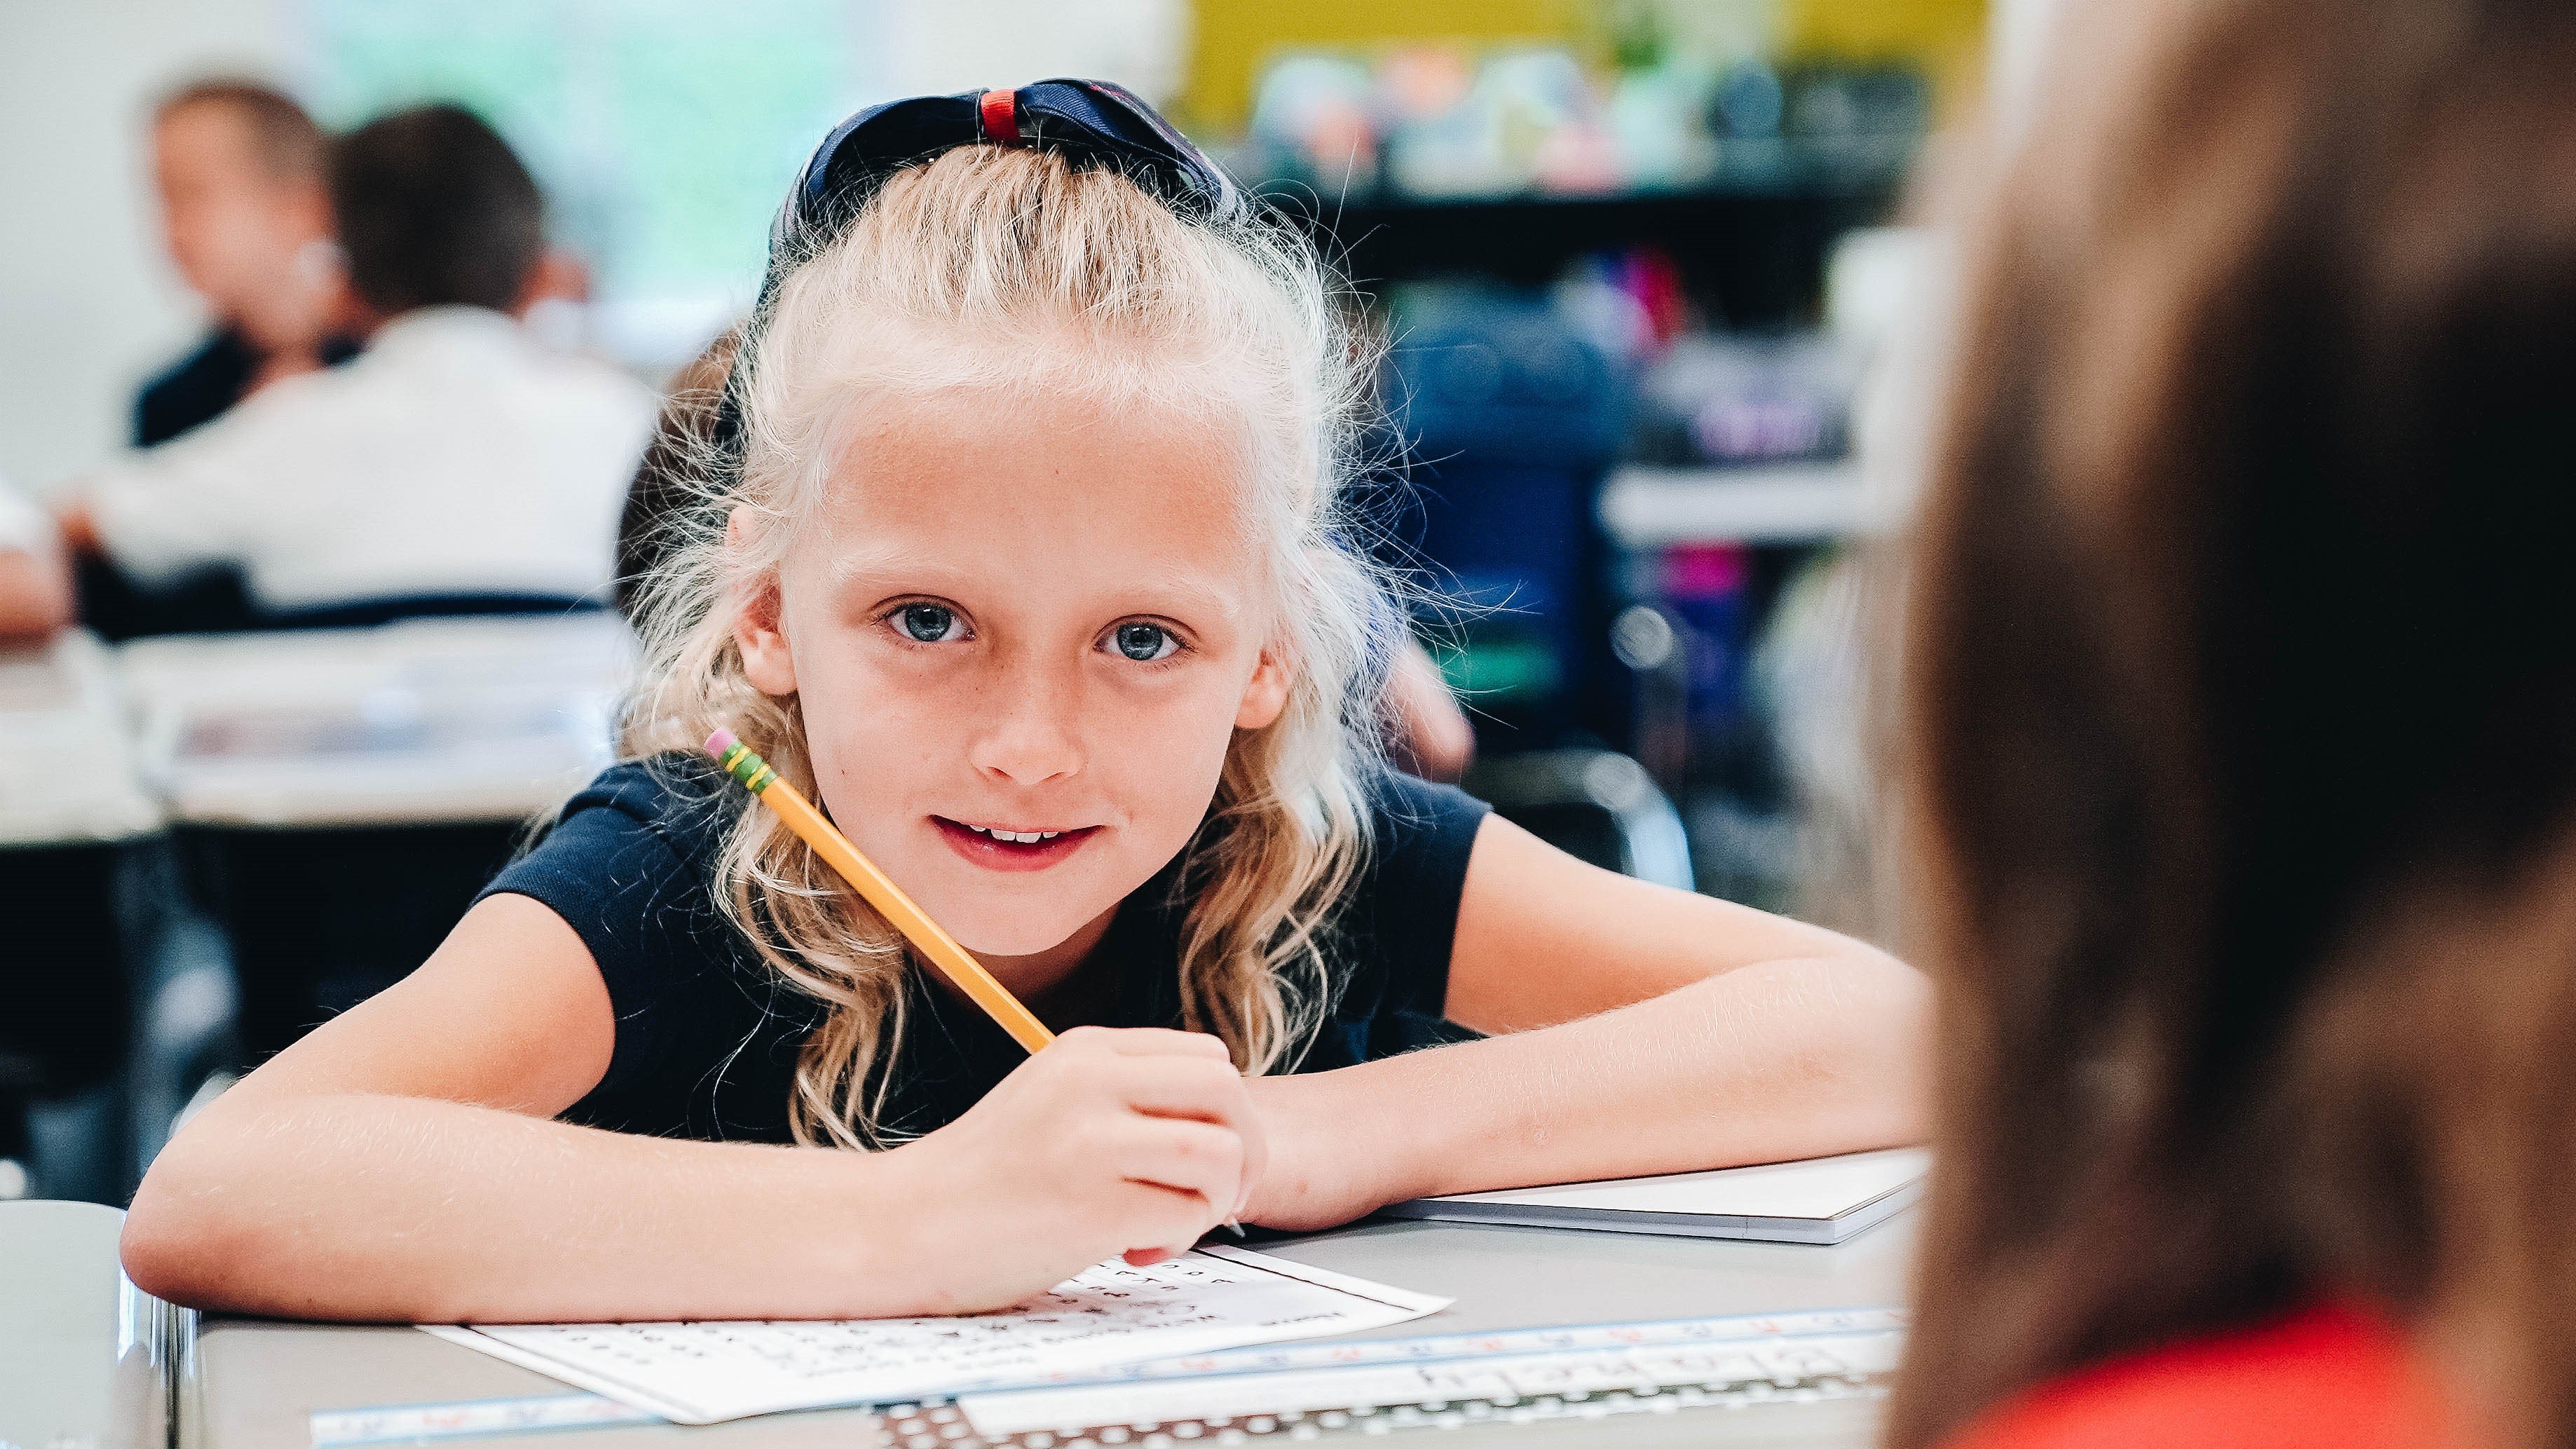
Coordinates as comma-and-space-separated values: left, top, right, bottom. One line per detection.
421, 1246, 1450, 1425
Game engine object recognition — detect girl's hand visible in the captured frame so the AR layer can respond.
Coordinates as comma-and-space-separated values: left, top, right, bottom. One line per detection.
1236, 1072, 1405, 1233
881, 1026, 1266, 1313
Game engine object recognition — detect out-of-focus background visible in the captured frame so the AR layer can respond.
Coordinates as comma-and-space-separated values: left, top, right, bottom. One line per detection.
10, 0, 1980, 468
0, 0, 2017, 1205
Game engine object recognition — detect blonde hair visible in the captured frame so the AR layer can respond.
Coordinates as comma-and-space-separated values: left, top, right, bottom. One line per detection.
622, 147, 1394, 1148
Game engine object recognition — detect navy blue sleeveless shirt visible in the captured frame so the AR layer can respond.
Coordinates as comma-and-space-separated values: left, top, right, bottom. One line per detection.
478, 756, 1491, 1143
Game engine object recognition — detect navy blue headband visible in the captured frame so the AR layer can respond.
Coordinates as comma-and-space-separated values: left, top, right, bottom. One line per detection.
713, 80, 1244, 472
771, 79, 1243, 259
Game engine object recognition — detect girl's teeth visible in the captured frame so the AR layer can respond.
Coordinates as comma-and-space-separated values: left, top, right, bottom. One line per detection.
967, 825, 1063, 843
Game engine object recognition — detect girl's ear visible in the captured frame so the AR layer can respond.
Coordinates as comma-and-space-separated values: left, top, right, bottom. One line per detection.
1235, 648, 1293, 730
728, 505, 798, 697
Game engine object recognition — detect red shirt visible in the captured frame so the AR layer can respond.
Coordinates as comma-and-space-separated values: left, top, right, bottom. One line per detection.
1939, 1303, 2454, 1449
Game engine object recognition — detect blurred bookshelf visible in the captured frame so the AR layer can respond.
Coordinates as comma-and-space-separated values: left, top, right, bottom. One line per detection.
1266, 160, 1903, 322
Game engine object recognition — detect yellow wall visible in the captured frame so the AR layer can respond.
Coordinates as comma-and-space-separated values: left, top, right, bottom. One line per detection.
1183, 0, 1986, 134
1183, 0, 1583, 132
1781, 0, 1982, 59
1781, 0, 1985, 109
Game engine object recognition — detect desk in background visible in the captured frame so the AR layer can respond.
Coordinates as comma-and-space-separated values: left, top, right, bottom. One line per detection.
119, 613, 630, 829
194, 1213, 1914, 1448
119, 615, 630, 1060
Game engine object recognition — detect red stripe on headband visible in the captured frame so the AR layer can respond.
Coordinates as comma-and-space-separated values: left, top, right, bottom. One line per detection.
979, 89, 1021, 146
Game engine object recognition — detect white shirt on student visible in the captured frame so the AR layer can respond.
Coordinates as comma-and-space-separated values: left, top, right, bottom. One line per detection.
83, 306, 656, 612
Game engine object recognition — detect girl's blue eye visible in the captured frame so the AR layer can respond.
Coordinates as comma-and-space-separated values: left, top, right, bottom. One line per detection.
896, 604, 962, 643
1111, 622, 1178, 662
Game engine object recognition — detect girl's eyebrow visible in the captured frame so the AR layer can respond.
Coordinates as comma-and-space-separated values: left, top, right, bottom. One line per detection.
816, 540, 959, 596
820, 547, 1246, 623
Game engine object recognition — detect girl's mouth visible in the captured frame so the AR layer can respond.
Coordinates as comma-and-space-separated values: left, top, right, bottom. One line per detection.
931, 817, 1100, 872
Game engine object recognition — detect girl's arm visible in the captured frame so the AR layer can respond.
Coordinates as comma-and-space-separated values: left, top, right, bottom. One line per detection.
1242, 815, 1930, 1230
121, 894, 1260, 1322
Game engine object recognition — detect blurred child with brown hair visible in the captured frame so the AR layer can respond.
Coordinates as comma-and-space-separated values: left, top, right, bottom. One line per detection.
1890, 1, 2576, 1445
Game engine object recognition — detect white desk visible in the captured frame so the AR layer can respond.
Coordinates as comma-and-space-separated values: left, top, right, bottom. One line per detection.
191, 1213, 1914, 1448
0, 631, 162, 848
119, 614, 631, 829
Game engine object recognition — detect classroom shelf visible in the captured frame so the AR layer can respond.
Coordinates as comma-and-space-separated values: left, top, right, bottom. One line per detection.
1265, 144, 1911, 324
1597, 461, 1872, 549
1248, 133, 1919, 214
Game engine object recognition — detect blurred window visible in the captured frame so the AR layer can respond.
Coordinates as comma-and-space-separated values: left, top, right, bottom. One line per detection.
303, 0, 873, 366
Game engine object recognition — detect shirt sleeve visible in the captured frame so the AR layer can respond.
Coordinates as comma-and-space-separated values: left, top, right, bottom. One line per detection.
81, 388, 299, 583
475, 773, 742, 1108
1318, 770, 1494, 1063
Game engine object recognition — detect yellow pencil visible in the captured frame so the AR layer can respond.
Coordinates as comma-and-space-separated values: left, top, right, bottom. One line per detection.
704, 728, 1056, 1054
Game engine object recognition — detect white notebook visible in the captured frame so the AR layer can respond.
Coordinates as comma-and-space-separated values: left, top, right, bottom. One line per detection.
1379, 1147, 1930, 1244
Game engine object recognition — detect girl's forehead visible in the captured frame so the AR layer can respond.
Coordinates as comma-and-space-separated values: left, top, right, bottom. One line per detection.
800, 383, 1268, 589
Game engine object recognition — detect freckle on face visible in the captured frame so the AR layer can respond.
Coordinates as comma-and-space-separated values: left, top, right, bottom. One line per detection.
765, 383, 1276, 965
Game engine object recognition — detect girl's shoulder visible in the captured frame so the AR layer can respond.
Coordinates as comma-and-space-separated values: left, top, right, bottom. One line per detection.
551, 754, 735, 859
492, 754, 738, 900
477, 751, 743, 963
1356, 766, 1490, 853
1939, 1303, 2456, 1449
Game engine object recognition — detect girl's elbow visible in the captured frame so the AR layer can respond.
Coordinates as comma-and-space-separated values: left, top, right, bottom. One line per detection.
1744, 948, 1932, 1144
121, 1150, 260, 1309
121, 1193, 218, 1307
1819, 942, 1933, 1036
1828, 953, 1934, 1143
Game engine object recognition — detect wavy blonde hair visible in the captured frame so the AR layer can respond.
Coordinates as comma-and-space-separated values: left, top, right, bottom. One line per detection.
621, 147, 1396, 1149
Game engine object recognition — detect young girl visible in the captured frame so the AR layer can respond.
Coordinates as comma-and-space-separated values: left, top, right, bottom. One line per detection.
121, 82, 1926, 1324
1886, 3, 2576, 1446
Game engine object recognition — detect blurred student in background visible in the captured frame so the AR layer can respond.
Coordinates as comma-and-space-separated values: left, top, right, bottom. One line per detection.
1889, 2, 2576, 1447
137, 80, 350, 447
86, 81, 353, 639
57, 104, 654, 625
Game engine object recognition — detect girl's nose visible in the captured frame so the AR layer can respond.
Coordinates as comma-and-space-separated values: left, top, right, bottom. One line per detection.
966, 660, 1085, 786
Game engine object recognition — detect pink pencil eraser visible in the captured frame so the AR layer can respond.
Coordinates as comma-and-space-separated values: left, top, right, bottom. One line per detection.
705, 727, 739, 758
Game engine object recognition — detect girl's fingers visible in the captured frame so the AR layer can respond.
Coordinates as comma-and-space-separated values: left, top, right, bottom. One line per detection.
1111, 1178, 1222, 1254
1114, 1117, 1244, 1209
1096, 1027, 1232, 1060
1108, 1054, 1255, 1124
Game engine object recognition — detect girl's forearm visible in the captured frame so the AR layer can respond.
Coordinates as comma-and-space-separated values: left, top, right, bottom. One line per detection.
121, 1093, 918, 1323
1279, 951, 1930, 1209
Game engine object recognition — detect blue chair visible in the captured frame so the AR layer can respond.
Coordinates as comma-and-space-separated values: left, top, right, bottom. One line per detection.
1381, 289, 1628, 752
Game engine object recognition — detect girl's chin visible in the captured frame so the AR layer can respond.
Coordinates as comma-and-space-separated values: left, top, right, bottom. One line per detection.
937, 902, 1117, 962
